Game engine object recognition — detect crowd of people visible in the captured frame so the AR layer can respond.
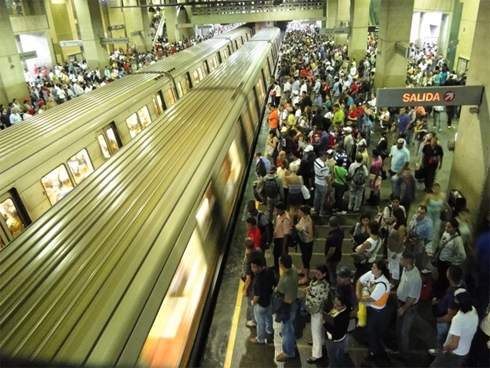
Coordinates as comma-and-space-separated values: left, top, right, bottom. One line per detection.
0, 23, 243, 130
240, 24, 488, 367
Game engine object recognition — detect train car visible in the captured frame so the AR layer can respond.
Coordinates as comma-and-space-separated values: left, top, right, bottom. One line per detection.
0, 27, 252, 247
0, 27, 281, 368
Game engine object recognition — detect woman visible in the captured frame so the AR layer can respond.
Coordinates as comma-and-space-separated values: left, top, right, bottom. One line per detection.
375, 132, 389, 161
430, 218, 466, 298
350, 213, 371, 249
296, 205, 314, 286
367, 149, 383, 205
322, 293, 351, 367
277, 159, 290, 202
424, 182, 445, 241
276, 150, 287, 168
387, 214, 406, 286
413, 119, 427, 165
352, 222, 382, 281
356, 261, 391, 360
265, 129, 279, 164
347, 103, 358, 126
332, 158, 348, 213
286, 165, 304, 218
304, 264, 330, 364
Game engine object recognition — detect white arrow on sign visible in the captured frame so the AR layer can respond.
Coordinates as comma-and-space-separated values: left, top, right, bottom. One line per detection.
443, 91, 455, 102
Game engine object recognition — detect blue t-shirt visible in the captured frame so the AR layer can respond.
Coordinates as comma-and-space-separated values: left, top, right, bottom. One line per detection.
398, 114, 411, 133
318, 132, 330, 151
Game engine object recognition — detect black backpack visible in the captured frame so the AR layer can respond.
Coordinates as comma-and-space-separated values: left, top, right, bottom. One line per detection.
264, 177, 279, 198
256, 158, 267, 177
257, 212, 273, 249
352, 166, 367, 186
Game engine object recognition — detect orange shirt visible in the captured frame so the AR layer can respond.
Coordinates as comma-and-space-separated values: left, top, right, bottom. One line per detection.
269, 109, 279, 129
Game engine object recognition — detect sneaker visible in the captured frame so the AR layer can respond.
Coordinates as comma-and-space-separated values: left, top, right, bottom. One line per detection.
266, 338, 274, 346
339, 211, 347, 215
276, 353, 293, 362
428, 348, 437, 356
246, 320, 257, 328
448, 125, 452, 129
307, 357, 320, 364
250, 337, 265, 344
438, 128, 442, 132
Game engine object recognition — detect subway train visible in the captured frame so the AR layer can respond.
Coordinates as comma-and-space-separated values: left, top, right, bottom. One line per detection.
0, 27, 252, 248
0, 27, 281, 368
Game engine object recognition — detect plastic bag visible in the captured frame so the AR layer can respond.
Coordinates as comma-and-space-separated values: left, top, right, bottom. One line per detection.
358, 302, 367, 327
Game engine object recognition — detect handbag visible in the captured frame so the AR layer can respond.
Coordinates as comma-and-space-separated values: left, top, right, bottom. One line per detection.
266, 143, 274, 156
323, 191, 335, 211
431, 234, 459, 267
301, 185, 311, 200
271, 290, 285, 313
352, 238, 381, 265
269, 90, 276, 97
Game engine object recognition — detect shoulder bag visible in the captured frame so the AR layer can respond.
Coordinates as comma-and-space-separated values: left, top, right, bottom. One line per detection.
431, 234, 459, 267
271, 290, 285, 314
352, 238, 381, 265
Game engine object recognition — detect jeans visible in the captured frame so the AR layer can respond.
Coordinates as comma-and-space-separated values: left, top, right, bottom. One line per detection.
366, 306, 387, 355
267, 196, 280, 223
362, 125, 372, 146
433, 111, 442, 130
430, 351, 466, 368
281, 301, 298, 357
333, 182, 347, 210
436, 321, 450, 346
326, 338, 346, 367
254, 303, 273, 343
311, 312, 325, 358
424, 164, 437, 191
314, 184, 328, 216
396, 303, 418, 358
348, 184, 364, 211
326, 261, 339, 287
247, 295, 257, 324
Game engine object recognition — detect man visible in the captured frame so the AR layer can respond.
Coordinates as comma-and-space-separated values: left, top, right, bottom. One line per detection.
332, 103, 345, 126
242, 237, 264, 327
422, 136, 443, 192
396, 108, 410, 139
362, 103, 375, 146
272, 202, 291, 274
394, 167, 417, 213
313, 92, 322, 108
246, 217, 261, 249
389, 138, 410, 195
300, 90, 312, 111
313, 151, 330, 217
405, 205, 434, 270
314, 126, 330, 152
430, 289, 478, 368
343, 127, 355, 159
255, 152, 270, 178
247, 200, 272, 250
265, 166, 284, 222
429, 266, 467, 353
325, 216, 344, 287
348, 154, 369, 212
336, 266, 359, 348
357, 141, 370, 167
293, 103, 302, 124
283, 77, 292, 101
333, 143, 349, 169
268, 104, 279, 131
250, 256, 276, 345
278, 104, 288, 129
392, 251, 422, 361
275, 254, 299, 362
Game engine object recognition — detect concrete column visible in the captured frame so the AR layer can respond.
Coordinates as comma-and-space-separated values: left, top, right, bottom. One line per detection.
348, 0, 370, 64
0, 0, 28, 106
336, 0, 350, 44
123, 0, 150, 52
326, 0, 338, 28
448, 0, 490, 226
374, 0, 414, 90
73, 0, 108, 70
165, 7, 180, 44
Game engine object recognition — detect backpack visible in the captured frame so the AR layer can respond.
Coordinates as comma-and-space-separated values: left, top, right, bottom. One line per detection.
257, 212, 273, 249
352, 166, 367, 186
264, 177, 279, 198
256, 158, 267, 177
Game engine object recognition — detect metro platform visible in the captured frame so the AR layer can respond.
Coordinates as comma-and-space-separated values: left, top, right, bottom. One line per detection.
201, 111, 461, 368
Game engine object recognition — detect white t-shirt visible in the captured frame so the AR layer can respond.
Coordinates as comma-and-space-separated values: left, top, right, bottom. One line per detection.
359, 272, 391, 309
355, 237, 381, 263
314, 158, 330, 186
445, 307, 479, 356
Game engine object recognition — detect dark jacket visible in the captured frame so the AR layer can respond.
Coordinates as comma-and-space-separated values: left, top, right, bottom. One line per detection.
323, 307, 351, 341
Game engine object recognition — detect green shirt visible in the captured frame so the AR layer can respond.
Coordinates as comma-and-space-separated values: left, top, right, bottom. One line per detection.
333, 165, 348, 185
333, 110, 345, 125
276, 264, 299, 301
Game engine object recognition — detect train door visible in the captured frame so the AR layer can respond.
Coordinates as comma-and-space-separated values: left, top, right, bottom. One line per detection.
217, 52, 223, 64
204, 60, 210, 74
234, 40, 239, 50
176, 82, 184, 98
153, 91, 166, 115
192, 67, 204, 85
184, 72, 193, 91
0, 191, 30, 248
97, 122, 123, 159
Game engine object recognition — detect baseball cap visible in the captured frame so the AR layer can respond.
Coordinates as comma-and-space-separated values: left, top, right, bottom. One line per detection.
343, 127, 352, 133
337, 266, 352, 278
304, 145, 314, 152
326, 149, 334, 155
397, 138, 405, 144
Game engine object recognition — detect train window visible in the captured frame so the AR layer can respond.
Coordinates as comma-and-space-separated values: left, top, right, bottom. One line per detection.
184, 72, 192, 90
221, 49, 228, 61
106, 125, 121, 154
139, 229, 208, 368
248, 90, 259, 123
176, 82, 184, 98
268, 55, 274, 73
97, 135, 111, 159
41, 165, 74, 206
138, 106, 152, 128
220, 140, 243, 220
167, 89, 176, 105
264, 62, 271, 86
256, 78, 265, 102
126, 113, 142, 138
197, 67, 204, 80
196, 184, 216, 240
0, 198, 26, 239
242, 110, 253, 145
67, 149, 94, 185
153, 92, 165, 115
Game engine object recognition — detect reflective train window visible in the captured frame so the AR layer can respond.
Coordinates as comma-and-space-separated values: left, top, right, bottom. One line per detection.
197, 67, 204, 80
126, 113, 142, 138
167, 89, 176, 105
153, 92, 165, 115
106, 125, 121, 154
184, 72, 192, 90
97, 135, 111, 159
268, 55, 274, 73
67, 149, 94, 185
138, 106, 152, 128
41, 165, 74, 206
139, 229, 208, 368
263, 62, 271, 86
0, 197, 26, 241
256, 78, 265, 102
243, 110, 253, 145
196, 183, 216, 240
176, 82, 184, 98
220, 140, 243, 221
221, 49, 228, 61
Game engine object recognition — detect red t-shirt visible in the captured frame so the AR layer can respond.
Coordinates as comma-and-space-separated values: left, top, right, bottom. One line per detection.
248, 227, 262, 249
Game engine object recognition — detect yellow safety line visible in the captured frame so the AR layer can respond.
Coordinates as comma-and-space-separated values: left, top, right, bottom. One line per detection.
224, 280, 245, 368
